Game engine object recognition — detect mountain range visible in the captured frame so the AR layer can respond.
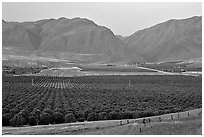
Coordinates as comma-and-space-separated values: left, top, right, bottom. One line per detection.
123, 16, 202, 62
2, 16, 202, 63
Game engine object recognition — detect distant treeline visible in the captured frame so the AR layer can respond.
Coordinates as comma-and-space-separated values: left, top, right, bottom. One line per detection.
3, 66, 47, 75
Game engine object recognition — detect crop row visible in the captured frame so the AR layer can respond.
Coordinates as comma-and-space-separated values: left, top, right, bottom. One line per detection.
2, 75, 202, 127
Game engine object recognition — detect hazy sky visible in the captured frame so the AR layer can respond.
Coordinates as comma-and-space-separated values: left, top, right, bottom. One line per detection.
2, 2, 202, 36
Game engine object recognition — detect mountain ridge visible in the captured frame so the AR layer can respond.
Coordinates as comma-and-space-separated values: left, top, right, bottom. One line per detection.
3, 17, 128, 63
123, 16, 202, 62
2, 16, 202, 63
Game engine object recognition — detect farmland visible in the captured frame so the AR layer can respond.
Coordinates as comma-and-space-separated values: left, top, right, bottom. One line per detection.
36, 68, 167, 77
2, 75, 201, 127
3, 64, 169, 77
136, 60, 202, 73
79, 64, 157, 72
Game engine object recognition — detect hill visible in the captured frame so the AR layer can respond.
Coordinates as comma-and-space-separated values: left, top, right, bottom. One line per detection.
2, 17, 127, 63
123, 16, 202, 63
2, 16, 202, 63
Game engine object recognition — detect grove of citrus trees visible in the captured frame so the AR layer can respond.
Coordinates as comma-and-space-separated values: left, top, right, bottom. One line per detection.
2, 75, 201, 127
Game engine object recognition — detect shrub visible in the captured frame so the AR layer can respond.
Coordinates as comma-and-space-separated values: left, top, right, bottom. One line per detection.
19, 110, 29, 124
84, 108, 93, 120
65, 113, 76, 123
10, 113, 26, 127
20, 109, 29, 115
32, 108, 41, 119
119, 112, 125, 119
75, 112, 85, 122
38, 113, 52, 125
2, 113, 12, 126
98, 112, 108, 120
78, 117, 85, 122
119, 111, 134, 119
138, 111, 155, 118
132, 111, 139, 119
108, 111, 119, 120
9, 108, 19, 117
42, 108, 53, 124
2, 108, 9, 115
53, 112, 64, 124
43, 108, 53, 115
54, 108, 63, 113
87, 112, 98, 121
28, 115, 38, 126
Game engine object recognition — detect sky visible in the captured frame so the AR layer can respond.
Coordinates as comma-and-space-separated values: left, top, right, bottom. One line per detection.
2, 2, 202, 36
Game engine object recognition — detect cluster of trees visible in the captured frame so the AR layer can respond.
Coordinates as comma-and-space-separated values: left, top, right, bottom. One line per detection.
137, 63, 202, 73
3, 66, 47, 75
138, 63, 189, 73
3, 107, 157, 127
186, 67, 202, 72
3, 108, 76, 126
2, 75, 202, 127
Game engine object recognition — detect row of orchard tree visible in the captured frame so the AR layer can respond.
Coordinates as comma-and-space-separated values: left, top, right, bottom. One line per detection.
3, 75, 201, 127
2, 107, 157, 127
3, 108, 76, 127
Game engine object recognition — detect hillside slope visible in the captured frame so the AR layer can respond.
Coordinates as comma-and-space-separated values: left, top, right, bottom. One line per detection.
2, 17, 130, 62
2, 16, 202, 63
124, 16, 202, 62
